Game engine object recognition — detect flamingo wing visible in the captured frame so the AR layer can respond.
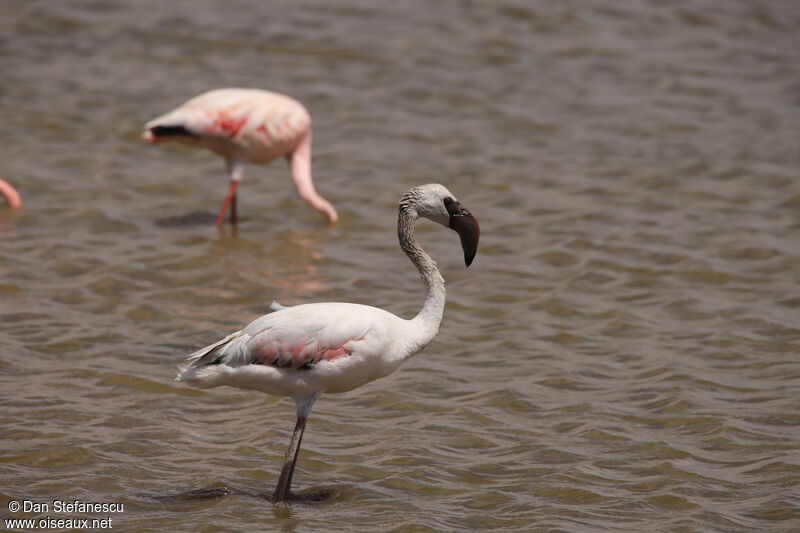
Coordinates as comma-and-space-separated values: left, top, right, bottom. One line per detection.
183, 303, 377, 373
144, 89, 310, 163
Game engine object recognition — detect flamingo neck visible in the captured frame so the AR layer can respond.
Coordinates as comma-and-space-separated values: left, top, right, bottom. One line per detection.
0, 179, 22, 209
397, 202, 446, 353
288, 131, 339, 223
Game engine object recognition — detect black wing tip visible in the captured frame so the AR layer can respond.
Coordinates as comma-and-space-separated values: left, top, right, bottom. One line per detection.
148, 125, 200, 139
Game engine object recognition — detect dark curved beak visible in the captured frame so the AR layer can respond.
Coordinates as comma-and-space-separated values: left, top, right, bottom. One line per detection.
445, 198, 479, 267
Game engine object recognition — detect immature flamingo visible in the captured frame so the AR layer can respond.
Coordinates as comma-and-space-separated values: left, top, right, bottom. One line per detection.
0, 179, 22, 209
176, 184, 479, 503
142, 88, 337, 226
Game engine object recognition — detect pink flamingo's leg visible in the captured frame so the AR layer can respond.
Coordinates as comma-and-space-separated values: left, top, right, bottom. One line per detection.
216, 181, 238, 227
216, 158, 245, 226
230, 186, 237, 225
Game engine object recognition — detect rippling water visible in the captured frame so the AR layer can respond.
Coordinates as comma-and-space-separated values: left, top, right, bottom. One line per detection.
2, 1, 799, 531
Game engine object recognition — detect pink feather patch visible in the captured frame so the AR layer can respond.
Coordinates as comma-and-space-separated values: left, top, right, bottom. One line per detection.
254, 339, 352, 369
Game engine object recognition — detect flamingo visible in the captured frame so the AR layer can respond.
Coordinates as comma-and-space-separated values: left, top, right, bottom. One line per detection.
142, 88, 338, 226
0, 179, 22, 209
176, 183, 479, 503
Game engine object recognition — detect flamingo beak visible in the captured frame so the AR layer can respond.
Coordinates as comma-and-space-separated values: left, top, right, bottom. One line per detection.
445, 199, 479, 267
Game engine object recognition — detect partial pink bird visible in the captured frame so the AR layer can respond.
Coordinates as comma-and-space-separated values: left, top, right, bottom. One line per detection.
176, 184, 480, 503
0, 179, 22, 209
142, 88, 338, 226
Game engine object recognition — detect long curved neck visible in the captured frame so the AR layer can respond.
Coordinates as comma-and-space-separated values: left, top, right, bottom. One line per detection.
398, 204, 446, 351
288, 131, 338, 222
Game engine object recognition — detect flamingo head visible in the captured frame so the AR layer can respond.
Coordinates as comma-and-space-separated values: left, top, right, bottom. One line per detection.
406, 183, 480, 267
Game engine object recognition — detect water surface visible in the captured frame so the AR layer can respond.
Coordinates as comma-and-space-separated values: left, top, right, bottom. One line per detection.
1, 1, 799, 531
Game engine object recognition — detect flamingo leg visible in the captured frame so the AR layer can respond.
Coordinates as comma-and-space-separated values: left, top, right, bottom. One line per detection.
230, 187, 237, 226
215, 181, 238, 227
272, 416, 307, 503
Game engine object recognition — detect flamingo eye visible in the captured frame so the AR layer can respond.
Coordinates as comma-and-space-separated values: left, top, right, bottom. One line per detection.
444, 196, 463, 216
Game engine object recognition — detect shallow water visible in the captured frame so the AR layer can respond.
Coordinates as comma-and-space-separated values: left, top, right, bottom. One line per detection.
1, 1, 799, 531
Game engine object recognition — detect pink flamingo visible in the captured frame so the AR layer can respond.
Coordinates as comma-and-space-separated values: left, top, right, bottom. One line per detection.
176, 184, 479, 503
0, 179, 22, 209
142, 88, 338, 226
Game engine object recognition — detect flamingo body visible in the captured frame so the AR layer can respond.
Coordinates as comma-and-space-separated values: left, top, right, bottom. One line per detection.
143, 88, 337, 224
178, 302, 413, 397
176, 184, 480, 502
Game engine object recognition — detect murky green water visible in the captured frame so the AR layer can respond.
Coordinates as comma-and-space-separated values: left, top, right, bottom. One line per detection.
1, 1, 799, 531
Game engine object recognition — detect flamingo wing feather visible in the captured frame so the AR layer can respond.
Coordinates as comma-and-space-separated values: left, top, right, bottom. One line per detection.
144, 89, 310, 160
183, 303, 376, 373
